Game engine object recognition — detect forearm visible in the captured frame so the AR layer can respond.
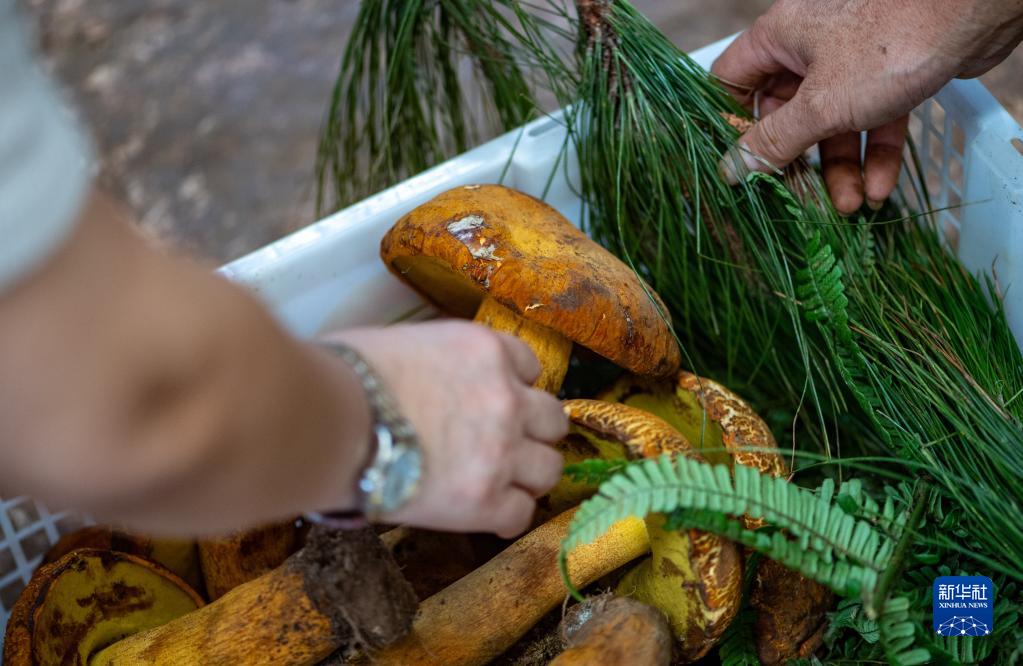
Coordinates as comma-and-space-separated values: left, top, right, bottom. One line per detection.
0, 191, 370, 535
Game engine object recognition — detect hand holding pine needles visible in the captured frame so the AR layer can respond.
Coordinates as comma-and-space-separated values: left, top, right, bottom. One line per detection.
712, 0, 1023, 214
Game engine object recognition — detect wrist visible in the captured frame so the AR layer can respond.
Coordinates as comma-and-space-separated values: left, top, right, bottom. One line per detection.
306, 344, 374, 513
926, 0, 1023, 71
306, 337, 423, 525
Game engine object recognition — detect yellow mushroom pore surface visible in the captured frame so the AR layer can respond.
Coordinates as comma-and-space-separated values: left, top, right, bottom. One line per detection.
618, 518, 701, 624
20, 551, 201, 664
547, 419, 634, 512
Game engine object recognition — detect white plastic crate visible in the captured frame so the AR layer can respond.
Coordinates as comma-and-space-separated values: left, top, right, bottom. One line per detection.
2, 35, 1021, 649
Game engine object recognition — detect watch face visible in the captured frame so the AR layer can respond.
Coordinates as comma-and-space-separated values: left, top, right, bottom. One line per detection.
380, 445, 422, 513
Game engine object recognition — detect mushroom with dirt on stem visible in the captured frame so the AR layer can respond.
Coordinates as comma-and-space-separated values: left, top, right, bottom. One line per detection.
379, 525, 485, 601
88, 526, 417, 666
380, 184, 680, 392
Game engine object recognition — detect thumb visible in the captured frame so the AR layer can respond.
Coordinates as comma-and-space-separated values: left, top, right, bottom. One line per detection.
719, 90, 834, 185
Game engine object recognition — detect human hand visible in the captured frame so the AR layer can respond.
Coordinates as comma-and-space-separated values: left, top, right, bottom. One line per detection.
327, 321, 568, 538
712, 0, 1023, 214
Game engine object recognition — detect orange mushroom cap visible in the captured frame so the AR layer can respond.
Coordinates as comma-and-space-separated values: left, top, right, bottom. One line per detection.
380, 184, 680, 378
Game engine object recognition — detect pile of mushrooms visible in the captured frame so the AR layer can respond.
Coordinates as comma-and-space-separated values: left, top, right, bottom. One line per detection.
2, 519, 306, 665
2, 185, 834, 665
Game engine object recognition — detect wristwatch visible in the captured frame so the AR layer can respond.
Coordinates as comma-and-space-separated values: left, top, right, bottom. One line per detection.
305, 342, 423, 528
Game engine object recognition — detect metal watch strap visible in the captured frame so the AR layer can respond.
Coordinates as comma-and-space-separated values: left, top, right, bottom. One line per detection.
306, 341, 421, 528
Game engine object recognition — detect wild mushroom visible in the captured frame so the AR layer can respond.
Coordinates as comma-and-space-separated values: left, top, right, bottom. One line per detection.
562, 399, 743, 661
551, 594, 672, 666
750, 557, 833, 665
380, 184, 680, 392
366, 507, 650, 666
198, 519, 299, 600
89, 526, 417, 665
3, 549, 203, 665
43, 526, 203, 594
599, 371, 788, 488
599, 372, 835, 661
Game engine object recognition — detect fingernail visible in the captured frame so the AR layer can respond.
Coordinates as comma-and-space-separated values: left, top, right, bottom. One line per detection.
718, 143, 763, 186
867, 198, 884, 211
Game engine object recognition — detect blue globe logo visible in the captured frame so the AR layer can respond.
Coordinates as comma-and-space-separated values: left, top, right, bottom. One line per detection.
935, 616, 991, 637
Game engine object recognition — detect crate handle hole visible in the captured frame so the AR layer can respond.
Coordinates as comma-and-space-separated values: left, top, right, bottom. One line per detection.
1013, 137, 1023, 157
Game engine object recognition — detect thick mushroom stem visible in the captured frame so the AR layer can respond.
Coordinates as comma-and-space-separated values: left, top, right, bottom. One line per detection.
91, 557, 337, 666
366, 508, 650, 666
91, 527, 417, 666
474, 296, 572, 393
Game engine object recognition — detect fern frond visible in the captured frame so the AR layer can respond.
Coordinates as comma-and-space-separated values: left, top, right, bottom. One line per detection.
796, 231, 849, 333
826, 598, 880, 645
794, 232, 929, 458
877, 596, 931, 666
559, 458, 900, 601
674, 509, 878, 599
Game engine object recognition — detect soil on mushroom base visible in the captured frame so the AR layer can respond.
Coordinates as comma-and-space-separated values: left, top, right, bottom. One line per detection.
300, 527, 418, 662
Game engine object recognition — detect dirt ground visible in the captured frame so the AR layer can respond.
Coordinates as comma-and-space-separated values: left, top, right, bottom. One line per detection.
23, 0, 1023, 263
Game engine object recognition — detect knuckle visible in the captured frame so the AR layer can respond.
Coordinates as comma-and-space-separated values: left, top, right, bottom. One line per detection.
801, 89, 847, 134
538, 457, 566, 491
751, 3, 789, 45
466, 327, 503, 358
498, 505, 533, 538
545, 447, 566, 471
487, 386, 521, 421
748, 14, 775, 44
752, 115, 789, 162
483, 437, 513, 466
460, 477, 493, 504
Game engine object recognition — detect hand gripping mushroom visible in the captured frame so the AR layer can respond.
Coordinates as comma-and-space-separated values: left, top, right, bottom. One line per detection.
599, 372, 835, 663
380, 184, 680, 392
561, 399, 744, 662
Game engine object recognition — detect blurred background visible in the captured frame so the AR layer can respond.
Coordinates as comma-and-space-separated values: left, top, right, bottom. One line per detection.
23, 0, 1023, 263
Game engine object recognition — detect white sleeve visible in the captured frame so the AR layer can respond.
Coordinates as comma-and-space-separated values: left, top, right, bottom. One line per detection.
0, 1, 93, 293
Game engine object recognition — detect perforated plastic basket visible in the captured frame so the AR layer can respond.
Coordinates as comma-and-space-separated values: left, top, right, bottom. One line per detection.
2, 35, 1021, 649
